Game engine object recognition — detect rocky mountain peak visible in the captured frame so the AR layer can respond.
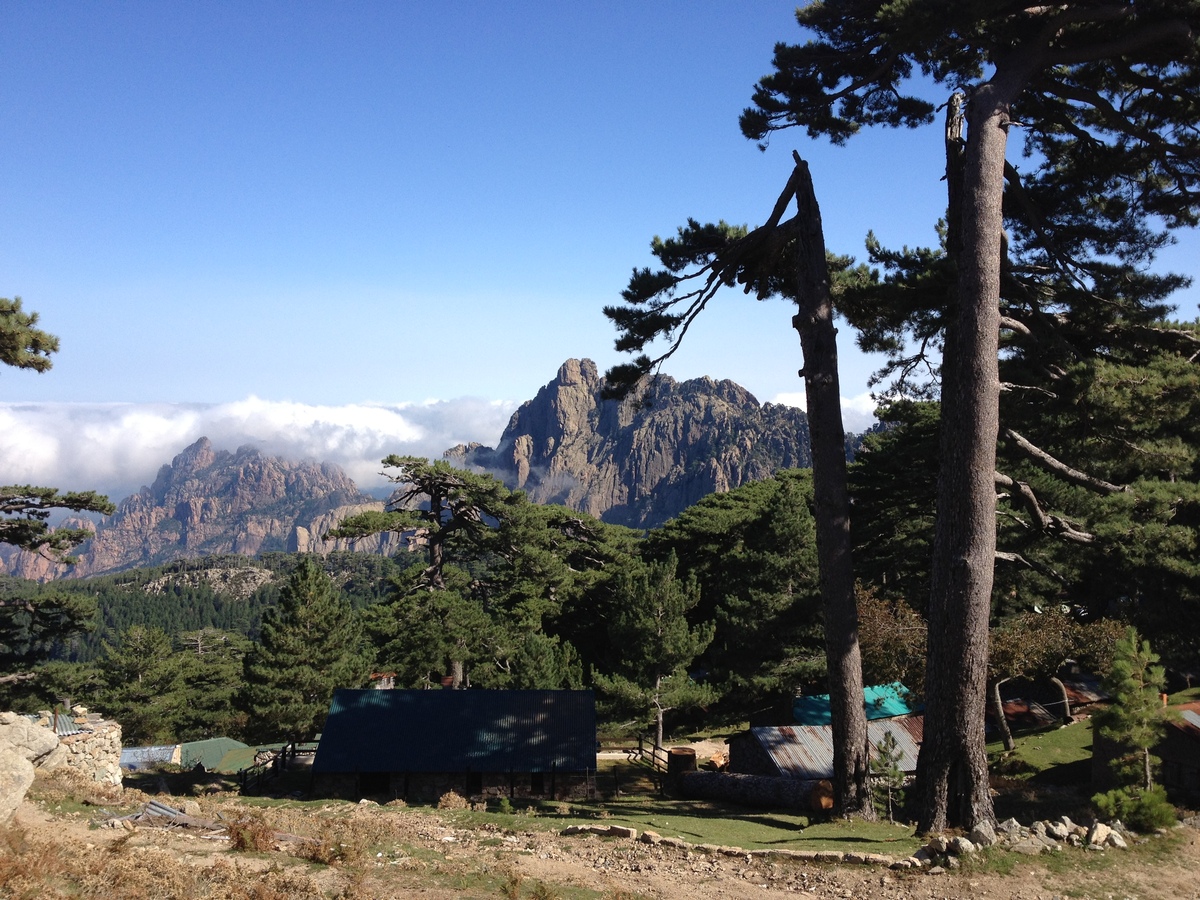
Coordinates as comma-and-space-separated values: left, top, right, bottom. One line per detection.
447, 358, 812, 529
1, 439, 405, 581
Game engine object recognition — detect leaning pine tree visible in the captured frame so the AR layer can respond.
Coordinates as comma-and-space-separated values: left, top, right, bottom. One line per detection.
241, 558, 368, 743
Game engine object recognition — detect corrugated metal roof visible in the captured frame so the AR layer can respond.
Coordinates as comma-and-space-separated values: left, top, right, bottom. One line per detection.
312, 689, 597, 774
180, 738, 249, 772
792, 683, 919, 726
999, 698, 1058, 728
1059, 677, 1108, 706
22, 712, 82, 737
120, 745, 179, 770
752, 714, 924, 780
1172, 702, 1200, 741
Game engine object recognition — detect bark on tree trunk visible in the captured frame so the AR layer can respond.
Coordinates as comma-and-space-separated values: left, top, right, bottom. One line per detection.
916, 74, 1029, 832
655, 676, 665, 749
989, 677, 1014, 752
790, 157, 875, 820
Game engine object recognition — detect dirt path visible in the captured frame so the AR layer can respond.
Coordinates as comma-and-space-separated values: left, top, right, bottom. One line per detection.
6, 791, 1200, 899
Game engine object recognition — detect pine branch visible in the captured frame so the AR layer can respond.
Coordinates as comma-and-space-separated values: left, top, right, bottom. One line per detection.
995, 470, 1097, 544
1002, 428, 1127, 495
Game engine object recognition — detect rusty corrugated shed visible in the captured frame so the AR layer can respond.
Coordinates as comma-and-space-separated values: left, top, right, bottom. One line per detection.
1059, 677, 1108, 707
1172, 702, 1200, 741
751, 714, 924, 780
1000, 698, 1058, 728
313, 689, 596, 774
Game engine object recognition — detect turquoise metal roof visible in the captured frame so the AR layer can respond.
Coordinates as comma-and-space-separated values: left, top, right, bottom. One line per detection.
792, 682, 918, 726
312, 689, 597, 774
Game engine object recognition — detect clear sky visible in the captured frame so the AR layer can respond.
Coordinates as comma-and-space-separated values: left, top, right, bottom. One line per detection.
3, 3, 1197, 501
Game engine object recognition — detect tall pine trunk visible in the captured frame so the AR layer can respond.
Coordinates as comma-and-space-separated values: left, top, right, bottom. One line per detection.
916, 75, 1025, 832
790, 158, 874, 819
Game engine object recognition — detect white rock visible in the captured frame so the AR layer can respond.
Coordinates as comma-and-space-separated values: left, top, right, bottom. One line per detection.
949, 836, 977, 855
0, 742, 35, 824
969, 820, 998, 847
0, 714, 59, 764
1087, 822, 1112, 847
1046, 821, 1070, 840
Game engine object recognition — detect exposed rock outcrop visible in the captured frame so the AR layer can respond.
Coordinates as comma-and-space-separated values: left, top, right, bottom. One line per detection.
0, 745, 33, 824
445, 359, 813, 529
1, 438, 405, 581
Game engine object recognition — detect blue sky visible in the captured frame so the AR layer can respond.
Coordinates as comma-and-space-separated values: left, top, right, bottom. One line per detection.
3, 3, 1197, 500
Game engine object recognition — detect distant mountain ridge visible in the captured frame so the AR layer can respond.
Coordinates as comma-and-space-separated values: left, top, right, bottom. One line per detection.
0, 437, 404, 581
2, 359, 821, 580
444, 358, 814, 529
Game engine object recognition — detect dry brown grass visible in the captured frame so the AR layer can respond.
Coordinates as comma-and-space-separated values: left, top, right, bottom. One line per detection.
28, 767, 146, 809
0, 819, 336, 900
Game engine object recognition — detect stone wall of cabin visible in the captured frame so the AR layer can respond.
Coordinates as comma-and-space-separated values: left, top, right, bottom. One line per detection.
313, 770, 594, 803
32, 709, 123, 786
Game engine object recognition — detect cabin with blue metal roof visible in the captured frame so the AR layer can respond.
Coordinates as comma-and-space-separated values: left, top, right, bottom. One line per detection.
791, 682, 918, 726
311, 688, 597, 802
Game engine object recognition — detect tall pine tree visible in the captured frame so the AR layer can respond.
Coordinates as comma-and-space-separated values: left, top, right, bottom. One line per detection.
593, 555, 716, 748
241, 558, 367, 743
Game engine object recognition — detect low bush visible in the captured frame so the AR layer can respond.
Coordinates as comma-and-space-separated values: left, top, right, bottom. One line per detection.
437, 790, 469, 810
226, 813, 276, 852
1092, 785, 1177, 832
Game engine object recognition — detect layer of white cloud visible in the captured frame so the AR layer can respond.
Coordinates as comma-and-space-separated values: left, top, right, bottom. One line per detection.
771, 390, 879, 434
0, 397, 518, 503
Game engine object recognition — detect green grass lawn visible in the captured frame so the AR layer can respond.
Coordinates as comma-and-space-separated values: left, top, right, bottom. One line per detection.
1168, 685, 1200, 705
987, 718, 1094, 782
442, 799, 922, 856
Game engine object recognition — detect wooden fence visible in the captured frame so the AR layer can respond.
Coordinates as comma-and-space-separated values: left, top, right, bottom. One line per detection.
239, 742, 313, 795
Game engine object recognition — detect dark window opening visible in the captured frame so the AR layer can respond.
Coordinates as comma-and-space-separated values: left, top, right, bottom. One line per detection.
359, 772, 389, 796
530, 772, 545, 795
466, 772, 483, 795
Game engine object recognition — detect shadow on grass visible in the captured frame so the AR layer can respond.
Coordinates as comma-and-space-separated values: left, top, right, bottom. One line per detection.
1030, 756, 1092, 786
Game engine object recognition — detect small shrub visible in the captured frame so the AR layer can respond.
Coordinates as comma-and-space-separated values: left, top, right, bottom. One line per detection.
498, 865, 524, 899
555, 802, 571, 816
105, 831, 136, 856
496, 797, 513, 815
1092, 785, 1177, 832
385, 797, 407, 808
438, 790, 469, 810
298, 837, 347, 866
226, 813, 276, 852
530, 881, 561, 900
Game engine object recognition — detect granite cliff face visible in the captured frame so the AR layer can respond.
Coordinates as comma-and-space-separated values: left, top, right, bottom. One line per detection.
444, 359, 813, 529
2, 437, 403, 581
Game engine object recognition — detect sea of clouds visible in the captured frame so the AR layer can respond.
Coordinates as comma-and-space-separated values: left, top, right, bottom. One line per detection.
0, 397, 520, 503
0, 392, 878, 506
